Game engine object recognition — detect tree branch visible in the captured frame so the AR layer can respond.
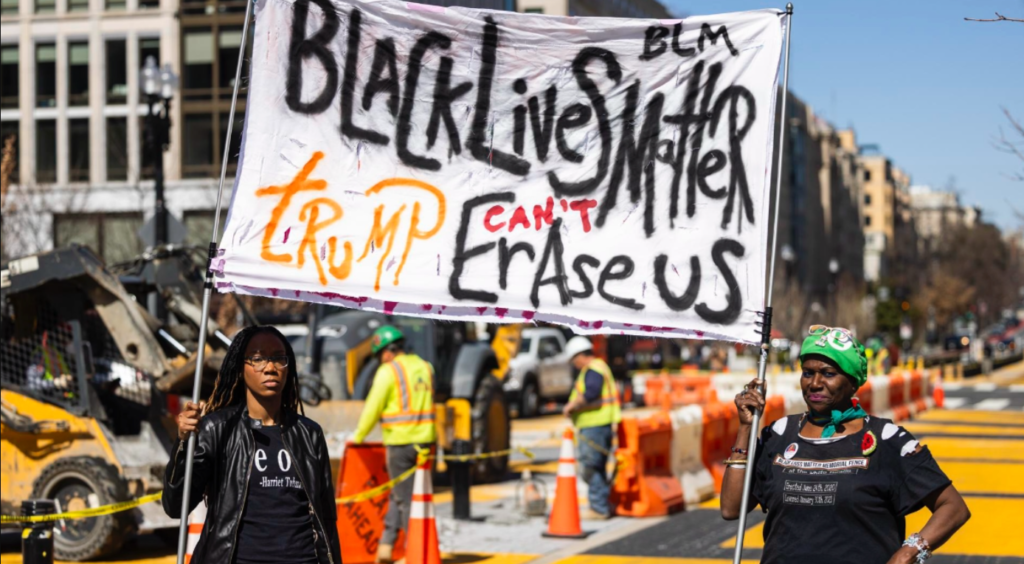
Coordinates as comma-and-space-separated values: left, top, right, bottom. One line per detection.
994, 107, 1024, 182
964, 12, 1024, 23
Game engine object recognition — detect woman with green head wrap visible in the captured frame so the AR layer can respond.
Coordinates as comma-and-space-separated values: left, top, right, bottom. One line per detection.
720, 325, 971, 564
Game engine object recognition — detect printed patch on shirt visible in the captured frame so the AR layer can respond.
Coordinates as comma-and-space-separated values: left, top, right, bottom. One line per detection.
900, 440, 920, 457
783, 480, 838, 506
784, 442, 799, 459
772, 417, 788, 435
773, 456, 870, 473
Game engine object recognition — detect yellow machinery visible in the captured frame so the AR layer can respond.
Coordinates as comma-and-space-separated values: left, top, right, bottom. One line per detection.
1, 247, 182, 561
294, 315, 523, 483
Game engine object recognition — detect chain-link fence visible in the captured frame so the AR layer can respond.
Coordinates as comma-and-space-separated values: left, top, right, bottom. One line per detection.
1, 306, 90, 414
1, 302, 154, 414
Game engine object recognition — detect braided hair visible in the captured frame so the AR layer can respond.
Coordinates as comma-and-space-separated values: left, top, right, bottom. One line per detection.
204, 325, 304, 417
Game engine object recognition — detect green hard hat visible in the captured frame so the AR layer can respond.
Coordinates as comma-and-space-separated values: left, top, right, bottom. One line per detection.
371, 325, 404, 355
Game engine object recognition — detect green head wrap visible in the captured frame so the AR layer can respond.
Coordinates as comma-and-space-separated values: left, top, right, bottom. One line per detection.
799, 327, 868, 388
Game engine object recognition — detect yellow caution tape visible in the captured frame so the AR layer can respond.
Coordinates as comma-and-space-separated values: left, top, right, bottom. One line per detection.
441, 446, 535, 463
0, 492, 164, 524
2, 446, 529, 521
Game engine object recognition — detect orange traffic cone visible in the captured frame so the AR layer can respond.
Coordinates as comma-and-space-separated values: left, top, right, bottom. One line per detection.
184, 500, 207, 564
405, 461, 441, 564
542, 428, 589, 538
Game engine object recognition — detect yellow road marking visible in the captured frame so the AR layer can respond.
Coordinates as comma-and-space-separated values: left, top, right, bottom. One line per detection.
444, 554, 539, 564
904, 423, 1024, 437
926, 437, 1024, 461
557, 556, 761, 564
906, 498, 1024, 557
917, 410, 1024, 425
941, 461, 1024, 495
721, 494, 1024, 556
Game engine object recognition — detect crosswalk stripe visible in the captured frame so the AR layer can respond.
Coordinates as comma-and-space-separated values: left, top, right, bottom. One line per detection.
943, 397, 968, 409
1009, 385, 1024, 393
974, 383, 998, 392
944, 383, 963, 391
973, 398, 1012, 411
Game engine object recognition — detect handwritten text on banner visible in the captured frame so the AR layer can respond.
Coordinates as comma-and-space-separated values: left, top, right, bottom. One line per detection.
216, 0, 785, 344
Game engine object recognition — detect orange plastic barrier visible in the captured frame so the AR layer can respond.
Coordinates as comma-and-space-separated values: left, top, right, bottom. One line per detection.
611, 413, 685, 516
760, 395, 786, 430
856, 381, 873, 414
908, 371, 924, 402
888, 373, 911, 421
335, 443, 405, 564
643, 373, 715, 410
700, 401, 739, 492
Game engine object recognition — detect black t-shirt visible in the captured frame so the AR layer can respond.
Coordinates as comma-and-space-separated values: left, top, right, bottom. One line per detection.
751, 414, 951, 564
234, 424, 318, 564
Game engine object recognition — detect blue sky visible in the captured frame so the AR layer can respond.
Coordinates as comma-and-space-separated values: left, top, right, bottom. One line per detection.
666, 0, 1024, 229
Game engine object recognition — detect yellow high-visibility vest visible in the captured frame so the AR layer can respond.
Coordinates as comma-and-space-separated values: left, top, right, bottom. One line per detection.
568, 358, 621, 429
355, 353, 436, 446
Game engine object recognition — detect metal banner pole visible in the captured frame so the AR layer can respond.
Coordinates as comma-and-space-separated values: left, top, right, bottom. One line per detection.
174, 0, 254, 561
731, 4, 792, 564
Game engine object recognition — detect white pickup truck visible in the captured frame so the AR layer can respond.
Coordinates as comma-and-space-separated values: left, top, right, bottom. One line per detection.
502, 327, 576, 417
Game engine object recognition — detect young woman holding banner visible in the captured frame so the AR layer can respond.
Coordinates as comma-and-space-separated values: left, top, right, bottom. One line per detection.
163, 326, 341, 564
720, 325, 970, 564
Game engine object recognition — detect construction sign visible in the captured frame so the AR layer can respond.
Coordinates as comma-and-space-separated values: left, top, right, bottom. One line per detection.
214, 0, 785, 344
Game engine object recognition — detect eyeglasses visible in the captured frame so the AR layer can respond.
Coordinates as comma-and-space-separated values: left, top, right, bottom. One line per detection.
808, 325, 855, 343
245, 355, 289, 371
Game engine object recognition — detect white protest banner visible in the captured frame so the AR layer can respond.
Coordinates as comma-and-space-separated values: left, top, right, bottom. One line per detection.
215, 0, 785, 344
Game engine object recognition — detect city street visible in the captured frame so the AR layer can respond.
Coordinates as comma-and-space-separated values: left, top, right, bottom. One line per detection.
5, 363, 1023, 564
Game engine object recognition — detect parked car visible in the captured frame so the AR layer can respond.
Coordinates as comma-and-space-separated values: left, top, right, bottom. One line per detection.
502, 327, 575, 418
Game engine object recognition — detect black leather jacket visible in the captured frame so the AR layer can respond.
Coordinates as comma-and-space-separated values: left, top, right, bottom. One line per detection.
163, 404, 341, 564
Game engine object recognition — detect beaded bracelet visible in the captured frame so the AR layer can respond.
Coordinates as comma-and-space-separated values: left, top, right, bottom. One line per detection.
902, 533, 931, 563
731, 447, 748, 455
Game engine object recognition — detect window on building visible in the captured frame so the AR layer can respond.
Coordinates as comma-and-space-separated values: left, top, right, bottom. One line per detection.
218, 28, 248, 95
184, 209, 227, 247
105, 0, 125, 10
864, 216, 872, 227
864, 170, 871, 181
524, 7, 543, 13
138, 0, 158, 9
35, 0, 54, 13
69, 118, 90, 182
67, 0, 88, 12
35, 44, 56, 108
106, 117, 128, 181
864, 194, 871, 206
1, 0, 18, 15
1, 46, 17, 109
139, 38, 160, 69
106, 40, 127, 104
53, 213, 143, 264
36, 120, 56, 183
68, 42, 89, 106
183, 113, 214, 178
183, 30, 214, 99
0, 121, 18, 184
219, 111, 243, 167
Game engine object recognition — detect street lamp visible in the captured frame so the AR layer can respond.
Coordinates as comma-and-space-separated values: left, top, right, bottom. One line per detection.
140, 56, 178, 249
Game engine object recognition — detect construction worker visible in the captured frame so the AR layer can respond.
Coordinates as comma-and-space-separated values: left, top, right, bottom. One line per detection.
352, 325, 436, 564
561, 336, 621, 520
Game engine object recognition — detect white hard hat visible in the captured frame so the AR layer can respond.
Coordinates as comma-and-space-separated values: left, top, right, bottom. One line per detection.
564, 336, 594, 360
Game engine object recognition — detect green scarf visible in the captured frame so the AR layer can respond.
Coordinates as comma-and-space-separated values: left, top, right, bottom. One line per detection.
808, 405, 868, 438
